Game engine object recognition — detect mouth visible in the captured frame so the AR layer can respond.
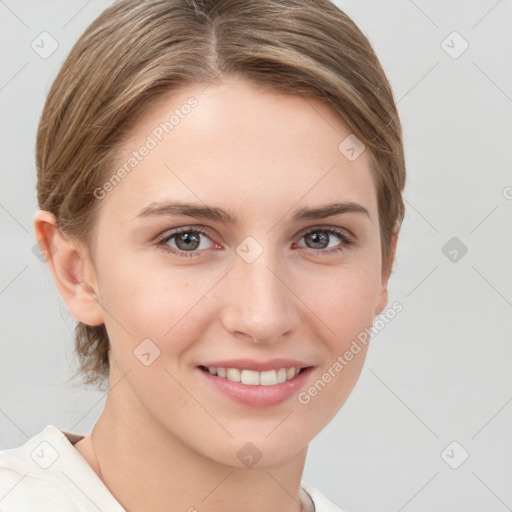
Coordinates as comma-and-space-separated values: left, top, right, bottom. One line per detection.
197, 363, 315, 407
198, 365, 310, 386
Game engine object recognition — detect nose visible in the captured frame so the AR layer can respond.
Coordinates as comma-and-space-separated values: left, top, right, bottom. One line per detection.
220, 242, 300, 345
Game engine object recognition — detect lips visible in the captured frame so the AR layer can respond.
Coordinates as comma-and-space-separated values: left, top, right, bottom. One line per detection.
197, 364, 315, 407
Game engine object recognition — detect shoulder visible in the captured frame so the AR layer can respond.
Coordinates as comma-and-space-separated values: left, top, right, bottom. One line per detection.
0, 466, 78, 511
301, 481, 348, 512
0, 425, 81, 511
0, 424, 126, 512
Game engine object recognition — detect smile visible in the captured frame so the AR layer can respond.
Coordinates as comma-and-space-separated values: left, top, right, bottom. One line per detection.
199, 365, 305, 386
197, 364, 314, 407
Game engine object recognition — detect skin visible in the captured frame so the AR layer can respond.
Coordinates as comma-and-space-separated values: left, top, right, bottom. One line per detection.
34, 77, 397, 512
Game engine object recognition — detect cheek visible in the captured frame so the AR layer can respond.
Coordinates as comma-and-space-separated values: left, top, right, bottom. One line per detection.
294, 269, 377, 415
297, 261, 382, 342
95, 252, 216, 355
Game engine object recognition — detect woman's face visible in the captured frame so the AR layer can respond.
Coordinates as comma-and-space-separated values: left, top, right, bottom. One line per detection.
86, 78, 391, 467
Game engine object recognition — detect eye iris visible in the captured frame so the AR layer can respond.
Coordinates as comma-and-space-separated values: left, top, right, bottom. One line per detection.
175, 231, 201, 251
306, 231, 329, 249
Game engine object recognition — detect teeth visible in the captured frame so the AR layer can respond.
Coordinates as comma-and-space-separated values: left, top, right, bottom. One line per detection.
226, 368, 240, 382
241, 369, 259, 385
205, 366, 303, 385
260, 370, 278, 386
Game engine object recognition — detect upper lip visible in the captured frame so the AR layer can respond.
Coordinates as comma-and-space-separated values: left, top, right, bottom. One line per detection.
198, 358, 314, 372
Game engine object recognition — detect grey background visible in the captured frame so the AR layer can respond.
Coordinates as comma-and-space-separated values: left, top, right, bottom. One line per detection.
1, 1, 511, 511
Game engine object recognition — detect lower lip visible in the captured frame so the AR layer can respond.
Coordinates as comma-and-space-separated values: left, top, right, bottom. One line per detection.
197, 366, 314, 407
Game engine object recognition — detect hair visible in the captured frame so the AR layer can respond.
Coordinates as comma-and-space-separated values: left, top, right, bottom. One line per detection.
36, 0, 406, 390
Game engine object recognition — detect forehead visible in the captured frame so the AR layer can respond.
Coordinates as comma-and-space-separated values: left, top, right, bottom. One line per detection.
102, 78, 377, 224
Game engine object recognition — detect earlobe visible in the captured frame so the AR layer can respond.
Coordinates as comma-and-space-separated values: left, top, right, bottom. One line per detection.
33, 209, 105, 326
374, 288, 388, 317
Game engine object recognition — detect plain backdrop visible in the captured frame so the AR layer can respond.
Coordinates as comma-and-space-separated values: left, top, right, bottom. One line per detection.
1, 1, 511, 511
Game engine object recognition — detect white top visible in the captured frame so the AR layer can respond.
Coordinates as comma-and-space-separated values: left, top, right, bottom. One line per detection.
0, 425, 345, 512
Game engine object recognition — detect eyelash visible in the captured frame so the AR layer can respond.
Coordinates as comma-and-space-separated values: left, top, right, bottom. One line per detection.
156, 226, 355, 258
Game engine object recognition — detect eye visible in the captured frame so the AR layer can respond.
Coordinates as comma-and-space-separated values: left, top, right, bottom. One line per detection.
296, 227, 354, 254
156, 225, 355, 258
156, 227, 217, 258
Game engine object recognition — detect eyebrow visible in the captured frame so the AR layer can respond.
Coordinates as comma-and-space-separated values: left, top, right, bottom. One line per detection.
134, 200, 371, 223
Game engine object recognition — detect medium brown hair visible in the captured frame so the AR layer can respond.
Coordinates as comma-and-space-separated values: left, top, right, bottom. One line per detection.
36, 0, 406, 390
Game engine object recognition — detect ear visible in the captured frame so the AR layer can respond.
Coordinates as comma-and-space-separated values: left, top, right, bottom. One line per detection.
373, 230, 399, 317
33, 209, 105, 326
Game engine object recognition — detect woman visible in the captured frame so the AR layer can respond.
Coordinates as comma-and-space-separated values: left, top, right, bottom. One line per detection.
0, 0, 405, 510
